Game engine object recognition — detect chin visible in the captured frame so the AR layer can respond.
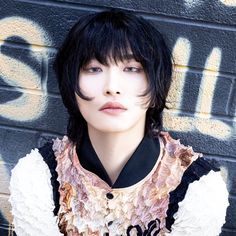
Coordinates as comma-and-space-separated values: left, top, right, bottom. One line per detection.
95, 126, 130, 133
90, 123, 133, 133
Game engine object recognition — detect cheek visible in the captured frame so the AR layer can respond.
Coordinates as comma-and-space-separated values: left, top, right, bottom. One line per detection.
79, 81, 93, 97
79, 69, 107, 94
131, 76, 148, 94
79, 75, 101, 97
76, 99, 93, 124
131, 83, 149, 108
75, 95, 90, 114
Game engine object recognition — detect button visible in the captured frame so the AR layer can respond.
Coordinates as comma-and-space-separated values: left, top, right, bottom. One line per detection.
106, 192, 114, 199
108, 221, 113, 226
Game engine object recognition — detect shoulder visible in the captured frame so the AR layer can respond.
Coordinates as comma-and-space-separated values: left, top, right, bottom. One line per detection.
160, 132, 229, 235
9, 147, 54, 211
160, 131, 201, 168
166, 157, 229, 236
10, 148, 51, 183
9, 145, 62, 236
10, 142, 57, 188
52, 135, 71, 155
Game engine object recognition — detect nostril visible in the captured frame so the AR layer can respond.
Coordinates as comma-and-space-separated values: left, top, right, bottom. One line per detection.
105, 90, 120, 95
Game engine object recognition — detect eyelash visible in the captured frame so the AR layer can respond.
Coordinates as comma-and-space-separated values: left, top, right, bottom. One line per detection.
83, 67, 102, 73
123, 67, 143, 73
83, 66, 143, 73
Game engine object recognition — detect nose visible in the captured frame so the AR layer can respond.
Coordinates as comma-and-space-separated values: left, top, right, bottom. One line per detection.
103, 66, 122, 96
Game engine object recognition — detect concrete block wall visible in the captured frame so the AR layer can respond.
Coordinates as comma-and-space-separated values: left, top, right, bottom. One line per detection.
0, 0, 235, 235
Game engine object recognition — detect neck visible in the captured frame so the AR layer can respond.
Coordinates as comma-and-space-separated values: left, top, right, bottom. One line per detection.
87, 125, 145, 184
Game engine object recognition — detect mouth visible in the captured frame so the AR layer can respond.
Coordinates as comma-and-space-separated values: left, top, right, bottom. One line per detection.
99, 102, 127, 115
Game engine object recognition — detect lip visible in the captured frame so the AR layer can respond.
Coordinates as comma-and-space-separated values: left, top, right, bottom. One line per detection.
99, 102, 127, 115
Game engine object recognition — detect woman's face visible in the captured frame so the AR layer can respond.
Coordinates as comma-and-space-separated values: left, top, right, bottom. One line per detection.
76, 57, 150, 134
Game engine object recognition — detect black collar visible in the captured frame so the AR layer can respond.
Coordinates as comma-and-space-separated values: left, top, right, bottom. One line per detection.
76, 131, 160, 188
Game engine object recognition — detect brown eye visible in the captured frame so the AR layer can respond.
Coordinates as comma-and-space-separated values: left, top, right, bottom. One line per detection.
84, 67, 102, 73
124, 67, 143, 73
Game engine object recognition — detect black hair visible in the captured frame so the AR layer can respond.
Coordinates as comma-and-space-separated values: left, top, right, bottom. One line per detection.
54, 9, 172, 143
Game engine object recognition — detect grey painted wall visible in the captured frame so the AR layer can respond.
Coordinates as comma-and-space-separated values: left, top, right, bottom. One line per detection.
0, 0, 235, 235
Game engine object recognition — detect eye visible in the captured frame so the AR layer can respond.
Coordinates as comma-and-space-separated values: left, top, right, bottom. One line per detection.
123, 66, 143, 73
83, 67, 102, 73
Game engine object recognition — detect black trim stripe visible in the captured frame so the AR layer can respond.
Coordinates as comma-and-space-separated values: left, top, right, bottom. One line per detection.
165, 157, 219, 231
38, 143, 60, 216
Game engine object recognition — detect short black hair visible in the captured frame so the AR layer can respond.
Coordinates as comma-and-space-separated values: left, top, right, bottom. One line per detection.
54, 9, 172, 143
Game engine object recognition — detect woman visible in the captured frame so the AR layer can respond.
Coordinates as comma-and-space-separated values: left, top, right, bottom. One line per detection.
9, 9, 229, 236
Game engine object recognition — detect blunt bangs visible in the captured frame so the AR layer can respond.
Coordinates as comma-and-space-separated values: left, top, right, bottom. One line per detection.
76, 10, 146, 67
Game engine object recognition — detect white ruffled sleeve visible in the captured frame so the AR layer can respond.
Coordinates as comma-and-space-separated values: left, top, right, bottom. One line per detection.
9, 149, 63, 236
167, 170, 229, 236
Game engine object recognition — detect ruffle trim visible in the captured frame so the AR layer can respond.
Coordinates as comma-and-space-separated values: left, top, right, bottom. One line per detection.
166, 170, 229, 236
160, 132, 202, 167
9, 149, 63, 236
165, 156, 218, 230
39, 142, 60, 215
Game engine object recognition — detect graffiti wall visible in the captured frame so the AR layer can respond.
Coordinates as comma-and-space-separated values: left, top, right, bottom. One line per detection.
0, 0, 235, 235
